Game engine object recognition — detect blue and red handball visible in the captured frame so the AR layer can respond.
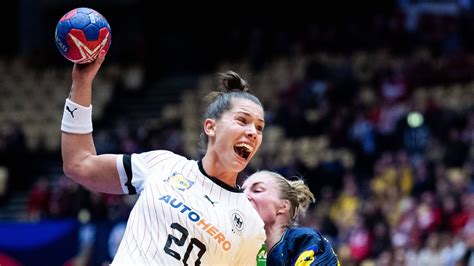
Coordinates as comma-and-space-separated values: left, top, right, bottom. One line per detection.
55, 7, 111, 64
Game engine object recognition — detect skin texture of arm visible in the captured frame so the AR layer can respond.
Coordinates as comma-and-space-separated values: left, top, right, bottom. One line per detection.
61, 50, 123, 194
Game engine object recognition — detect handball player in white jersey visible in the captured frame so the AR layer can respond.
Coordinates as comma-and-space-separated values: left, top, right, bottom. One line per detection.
60, 50, 265, 265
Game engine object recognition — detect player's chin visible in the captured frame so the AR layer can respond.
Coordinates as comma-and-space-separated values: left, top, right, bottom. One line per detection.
233, 153, 252, 168
232, 161, 247, 172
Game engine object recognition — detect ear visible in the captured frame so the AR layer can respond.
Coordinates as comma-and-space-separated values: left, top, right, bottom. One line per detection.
277, 199, 291, 215
203, 119, 216, 137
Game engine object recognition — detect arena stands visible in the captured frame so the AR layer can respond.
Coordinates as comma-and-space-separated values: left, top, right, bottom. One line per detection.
0, 1, 473, 265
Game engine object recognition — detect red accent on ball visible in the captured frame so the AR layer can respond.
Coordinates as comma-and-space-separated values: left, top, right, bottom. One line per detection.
60, 9, 78, 22
65, 28, 111, 63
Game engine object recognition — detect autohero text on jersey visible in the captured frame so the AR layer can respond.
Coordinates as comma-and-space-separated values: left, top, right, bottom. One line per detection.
159, 194, 232, 251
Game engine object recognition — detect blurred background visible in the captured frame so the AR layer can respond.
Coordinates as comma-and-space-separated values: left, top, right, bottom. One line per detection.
1, 0, 474, 265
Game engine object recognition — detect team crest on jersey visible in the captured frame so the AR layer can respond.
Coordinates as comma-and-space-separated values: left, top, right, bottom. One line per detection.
230, 210, 245, 234
293, 246, 318, 266
166, 172, 194, 191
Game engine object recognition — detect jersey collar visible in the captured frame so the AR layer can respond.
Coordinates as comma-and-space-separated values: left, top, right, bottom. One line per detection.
197, 161, 243, 193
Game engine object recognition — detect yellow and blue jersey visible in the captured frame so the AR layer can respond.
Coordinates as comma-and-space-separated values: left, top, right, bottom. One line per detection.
268, 227, 339, 266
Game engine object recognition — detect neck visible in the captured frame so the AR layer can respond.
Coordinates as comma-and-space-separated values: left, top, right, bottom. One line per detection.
201, 154, 238, 188
264, 223, 288, 251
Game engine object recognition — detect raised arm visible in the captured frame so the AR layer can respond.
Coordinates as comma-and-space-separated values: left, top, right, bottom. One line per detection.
61, 50, 123, 194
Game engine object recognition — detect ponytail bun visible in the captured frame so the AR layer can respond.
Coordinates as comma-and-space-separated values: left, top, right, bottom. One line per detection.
218, 71, 249, 92
289, 179, 316, 217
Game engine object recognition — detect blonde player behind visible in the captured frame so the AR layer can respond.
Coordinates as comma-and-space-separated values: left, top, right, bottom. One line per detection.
243, 170, 340, 265
61, 50, 265, 265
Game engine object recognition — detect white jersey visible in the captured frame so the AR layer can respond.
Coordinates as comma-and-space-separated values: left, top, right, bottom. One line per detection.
111, 150, 265, 265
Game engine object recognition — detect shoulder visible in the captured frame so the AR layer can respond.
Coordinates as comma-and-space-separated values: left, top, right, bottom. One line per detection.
288, 227, 337, 248
286, 227, 322, 240
123, 150, 193, 178
274, 227, 325, 252
137, 149, 185, 159
286, 227, 339, 265
132, 150, 192, 164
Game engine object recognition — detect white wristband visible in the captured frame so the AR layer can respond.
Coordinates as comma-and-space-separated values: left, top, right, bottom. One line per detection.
61, 98, 93, 134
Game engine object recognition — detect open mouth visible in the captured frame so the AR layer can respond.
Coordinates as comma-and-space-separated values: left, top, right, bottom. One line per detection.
234, 142, 253, 160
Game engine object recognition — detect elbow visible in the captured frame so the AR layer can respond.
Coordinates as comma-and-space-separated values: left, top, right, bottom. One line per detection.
63, 162, 89, 183
62, 164, 75, 179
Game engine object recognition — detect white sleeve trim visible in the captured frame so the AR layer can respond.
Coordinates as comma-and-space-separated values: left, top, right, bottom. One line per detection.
116, 154, 130, 194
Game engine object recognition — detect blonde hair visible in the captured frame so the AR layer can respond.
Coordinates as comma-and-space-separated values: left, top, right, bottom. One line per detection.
257, 170, 315, 226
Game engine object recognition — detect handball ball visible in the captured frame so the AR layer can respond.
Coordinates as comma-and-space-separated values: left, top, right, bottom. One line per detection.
55, 7, 111, 64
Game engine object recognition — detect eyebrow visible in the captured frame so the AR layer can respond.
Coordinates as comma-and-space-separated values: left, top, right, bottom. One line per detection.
242, 180, 261, 190
250, 181, 265, 189
236, 111, 265, 124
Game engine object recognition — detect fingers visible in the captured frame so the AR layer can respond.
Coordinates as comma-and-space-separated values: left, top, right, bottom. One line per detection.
91, 49, 106, 69
96, 49, 107, 64
74, 49, 107, 69
71, 49, 108, 83
90, 49, 106, 71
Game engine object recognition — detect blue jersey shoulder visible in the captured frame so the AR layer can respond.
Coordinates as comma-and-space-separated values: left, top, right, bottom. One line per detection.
267, 227, 339, 266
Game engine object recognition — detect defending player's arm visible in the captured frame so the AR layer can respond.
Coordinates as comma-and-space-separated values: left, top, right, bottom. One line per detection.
61, 50, 122, 194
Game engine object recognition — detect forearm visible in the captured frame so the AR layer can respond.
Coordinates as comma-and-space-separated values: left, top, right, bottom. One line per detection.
69, 79, 92, 106
61, 76, 96, 173
62, 64, 96, 174
60, 99, 123, 194
60, 51, 122, 193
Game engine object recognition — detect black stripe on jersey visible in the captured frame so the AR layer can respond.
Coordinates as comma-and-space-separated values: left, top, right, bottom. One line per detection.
197, 161, 242, 193
123, 154, 137, 195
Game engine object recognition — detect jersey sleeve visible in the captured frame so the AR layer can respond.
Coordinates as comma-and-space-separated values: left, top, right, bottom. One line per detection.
291, 229, 339, 266
116, 152, 151, 195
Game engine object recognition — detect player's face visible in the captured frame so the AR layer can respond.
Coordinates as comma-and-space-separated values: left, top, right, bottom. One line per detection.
242, 172, 282, 225
210, 98, 264, 172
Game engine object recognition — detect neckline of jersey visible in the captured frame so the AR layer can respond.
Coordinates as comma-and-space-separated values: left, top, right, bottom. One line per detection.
197, 161, 243, 193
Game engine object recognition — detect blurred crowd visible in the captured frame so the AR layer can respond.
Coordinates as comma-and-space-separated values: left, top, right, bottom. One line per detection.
1, 1, 474, 265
